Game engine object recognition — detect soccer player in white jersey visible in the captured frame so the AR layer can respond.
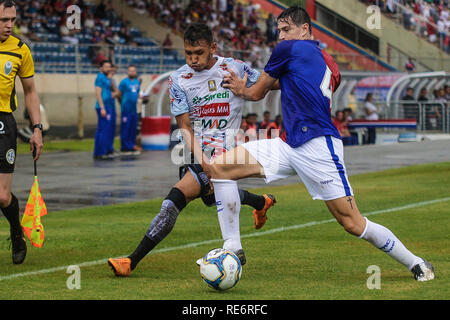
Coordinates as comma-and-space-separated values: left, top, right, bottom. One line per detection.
107, 24, 276, 277
202, 7, 434, 282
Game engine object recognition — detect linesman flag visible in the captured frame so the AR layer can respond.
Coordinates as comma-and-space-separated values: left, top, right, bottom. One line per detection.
21, 154, 47, 248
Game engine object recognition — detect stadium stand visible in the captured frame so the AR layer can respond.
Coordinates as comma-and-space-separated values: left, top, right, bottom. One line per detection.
13, 0, 183, 73
359, 0, 449, 54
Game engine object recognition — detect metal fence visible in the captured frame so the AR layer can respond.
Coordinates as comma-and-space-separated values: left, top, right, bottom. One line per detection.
384, 100, 449, 132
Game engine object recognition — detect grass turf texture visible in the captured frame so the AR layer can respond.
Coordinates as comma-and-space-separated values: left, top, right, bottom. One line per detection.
17, 138, 121, 155
0, 162, 449, 300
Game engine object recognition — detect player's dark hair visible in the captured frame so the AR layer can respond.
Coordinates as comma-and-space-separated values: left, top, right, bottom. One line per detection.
278, 6, 312, 35
184, 23, 214, 45
0, 0, 16, 8
99, 59, 112, 67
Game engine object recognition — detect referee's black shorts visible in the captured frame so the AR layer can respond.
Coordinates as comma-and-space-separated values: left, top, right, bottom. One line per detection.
0, 112, 17, 174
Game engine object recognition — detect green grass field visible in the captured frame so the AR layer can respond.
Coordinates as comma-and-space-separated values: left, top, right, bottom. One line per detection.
0, 162, 449, 300
17, 138, 121, 155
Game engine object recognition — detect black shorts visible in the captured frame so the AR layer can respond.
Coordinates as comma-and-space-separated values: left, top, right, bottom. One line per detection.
0, 112, 17, 173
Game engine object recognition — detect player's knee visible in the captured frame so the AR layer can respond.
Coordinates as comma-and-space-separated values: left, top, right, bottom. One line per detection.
209, 163, 229, 180
0, 192, 12, 208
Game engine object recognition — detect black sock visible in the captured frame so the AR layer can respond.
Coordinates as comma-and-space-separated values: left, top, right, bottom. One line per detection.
128, 236, 157, 271
239, 189, 266, 211
1, 194, 21, 235
165, 187, 187, 212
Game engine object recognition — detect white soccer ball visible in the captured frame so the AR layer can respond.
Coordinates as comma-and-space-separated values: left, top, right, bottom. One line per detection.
199, 248, 242, 291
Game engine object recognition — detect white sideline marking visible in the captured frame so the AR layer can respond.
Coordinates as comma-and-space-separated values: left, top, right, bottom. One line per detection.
1, 196, 449, 281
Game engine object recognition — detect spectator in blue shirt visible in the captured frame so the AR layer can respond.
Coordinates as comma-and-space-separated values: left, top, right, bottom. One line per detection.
118, 65, 142, 154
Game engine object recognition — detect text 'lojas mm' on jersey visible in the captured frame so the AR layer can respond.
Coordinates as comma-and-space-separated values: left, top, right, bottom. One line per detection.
0, 35, 35, 113
169, 56, 260, 156
264, 39, 341, 148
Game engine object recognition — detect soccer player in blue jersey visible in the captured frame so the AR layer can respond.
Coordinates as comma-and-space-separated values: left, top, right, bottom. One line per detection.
203, 6, 434, 282
118, 65, 142, 155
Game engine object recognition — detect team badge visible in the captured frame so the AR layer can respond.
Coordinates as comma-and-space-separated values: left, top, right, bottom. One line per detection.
208, 80, 217, 92
4, 61, 12, 76
6, 149, 15, 165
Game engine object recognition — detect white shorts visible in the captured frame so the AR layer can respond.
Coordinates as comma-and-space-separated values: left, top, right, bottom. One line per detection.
242, 136, 354, 201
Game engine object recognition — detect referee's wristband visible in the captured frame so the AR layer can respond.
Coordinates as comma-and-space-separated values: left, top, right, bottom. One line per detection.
32, 123, 43, 131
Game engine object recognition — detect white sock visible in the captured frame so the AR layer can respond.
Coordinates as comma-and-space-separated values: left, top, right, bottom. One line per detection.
212, 179, 242, 253
359, 217, 423, 270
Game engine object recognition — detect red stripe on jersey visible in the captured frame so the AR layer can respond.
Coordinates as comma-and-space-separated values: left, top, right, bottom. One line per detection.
321, 49, 341, 93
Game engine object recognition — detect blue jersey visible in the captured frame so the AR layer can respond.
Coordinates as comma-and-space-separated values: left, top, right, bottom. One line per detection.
264, 40, 341, 148
95, 72, 114, 109
119, 77, 141, 113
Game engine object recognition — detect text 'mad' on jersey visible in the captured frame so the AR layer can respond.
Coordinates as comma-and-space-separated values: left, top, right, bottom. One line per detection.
0, 35, 35, 113
264, 39, 341, 148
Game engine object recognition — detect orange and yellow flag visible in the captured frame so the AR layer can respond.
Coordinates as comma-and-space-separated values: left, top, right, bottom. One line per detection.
21, 176, 47, 248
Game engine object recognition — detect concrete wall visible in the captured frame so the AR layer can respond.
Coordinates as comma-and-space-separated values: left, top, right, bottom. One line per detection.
316, 0, 450, 71
15, 73, 159, 127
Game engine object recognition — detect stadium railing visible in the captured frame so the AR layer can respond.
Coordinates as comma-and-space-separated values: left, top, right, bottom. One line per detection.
381, 100, 448, 133
31, 42, 450, 75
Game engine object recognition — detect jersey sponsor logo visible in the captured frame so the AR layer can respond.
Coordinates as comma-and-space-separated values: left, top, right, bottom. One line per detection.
181, 73, 193, 79
208, 80, 217, 92
4, 61, 12, 76
201, 118, 228, 130
193, 103, 230, 118
192, 90, 230, 105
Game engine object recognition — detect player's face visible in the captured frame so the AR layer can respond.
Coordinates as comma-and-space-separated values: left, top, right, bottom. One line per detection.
128, 66, 137, 79
101, 63, 112, 75
277, 18, 311, 41
0, 5, 16, 41
184, 40, 217, 72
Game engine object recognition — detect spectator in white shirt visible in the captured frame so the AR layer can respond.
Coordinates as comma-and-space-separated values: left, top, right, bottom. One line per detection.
364, 93, 379, 144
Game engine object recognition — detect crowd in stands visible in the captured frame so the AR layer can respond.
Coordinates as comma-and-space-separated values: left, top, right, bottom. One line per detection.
360, 0, 450, 53
238, 111, 284, 142
13, 0, 149, 65
124, 0, 279, 68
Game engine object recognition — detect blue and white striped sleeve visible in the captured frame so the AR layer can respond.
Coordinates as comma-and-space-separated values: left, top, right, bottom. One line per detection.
226, 58, 260, 88
169, 73, 189, 117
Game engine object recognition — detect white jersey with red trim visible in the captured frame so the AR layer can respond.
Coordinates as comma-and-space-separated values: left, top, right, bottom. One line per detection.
169, 56, 260, 157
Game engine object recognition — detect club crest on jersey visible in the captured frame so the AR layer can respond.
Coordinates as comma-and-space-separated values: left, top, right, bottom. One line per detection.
208, 80, 217, 92
6, 149, 15, 165
4, 61, 12, 76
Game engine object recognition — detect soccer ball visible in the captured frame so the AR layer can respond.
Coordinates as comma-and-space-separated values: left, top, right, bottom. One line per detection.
199, 248, 242, 291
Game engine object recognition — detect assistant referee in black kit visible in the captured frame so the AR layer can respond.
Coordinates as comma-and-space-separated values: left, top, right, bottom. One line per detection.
0, 0, 43, 264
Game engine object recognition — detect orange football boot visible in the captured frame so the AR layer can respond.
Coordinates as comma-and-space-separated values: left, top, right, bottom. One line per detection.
108, 257, 131, 277
252, 194, 276, 229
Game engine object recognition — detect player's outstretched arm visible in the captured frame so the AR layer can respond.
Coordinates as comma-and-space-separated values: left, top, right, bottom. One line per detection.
21, 76, 43, 160
176, 112, 209, 166
223, 70, 277, 102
